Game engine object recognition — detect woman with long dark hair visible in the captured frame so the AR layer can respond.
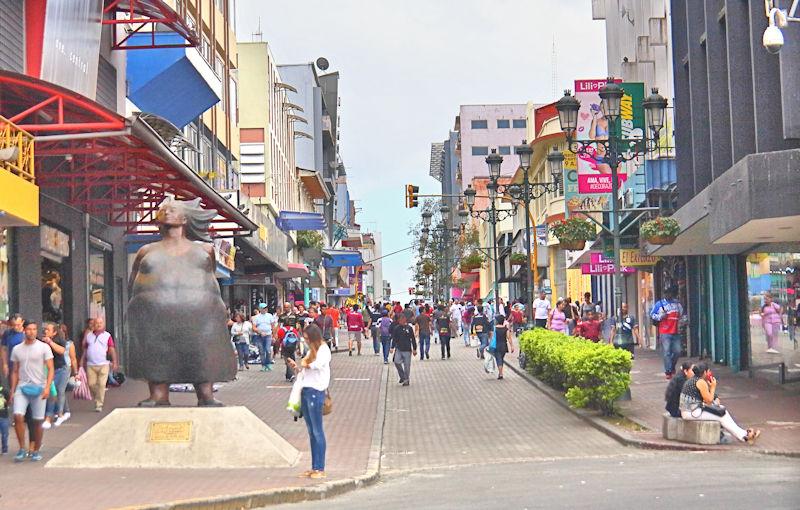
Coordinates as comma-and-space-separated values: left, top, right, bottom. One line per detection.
286, 324, 330, 479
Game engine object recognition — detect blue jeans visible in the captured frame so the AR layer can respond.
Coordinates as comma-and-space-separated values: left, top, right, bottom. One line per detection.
254, 335, 273, 367
371, 327, 380, 354
300, 387, 326, 472
478, 333, 490, 357
660, 333, 681, 374
381, 336, 391, 362
419, 333, 430, 359
0, 416, 8, 453
235, 342, 249, 368
46, 366, 69, 419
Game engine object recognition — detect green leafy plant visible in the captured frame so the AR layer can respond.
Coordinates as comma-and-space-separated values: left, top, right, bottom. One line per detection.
296, 230, 323, 250
549, 218, 596, 244
510, 252, 527, 265
640, 217, 680, 238
422, 261, 435, 274
518, 329, 631, 415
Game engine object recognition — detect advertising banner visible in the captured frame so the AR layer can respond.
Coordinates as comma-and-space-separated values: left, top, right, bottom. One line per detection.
620, 249, 661, 267
573, 79, 645, 194
581, 252, 635, 275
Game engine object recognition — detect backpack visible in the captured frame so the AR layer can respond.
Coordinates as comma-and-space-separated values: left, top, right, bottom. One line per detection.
437, 317, 450, 336
379, 317, 392, 337
472, 315, 488, 333
281, 327, 299, 349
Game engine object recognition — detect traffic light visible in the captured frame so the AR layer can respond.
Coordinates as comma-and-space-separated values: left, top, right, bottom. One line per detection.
406, 184, 419, 208
408, 287, 414, 295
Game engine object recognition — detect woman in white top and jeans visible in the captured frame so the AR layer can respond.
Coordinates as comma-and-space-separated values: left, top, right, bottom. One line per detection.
286, 323, 330, 479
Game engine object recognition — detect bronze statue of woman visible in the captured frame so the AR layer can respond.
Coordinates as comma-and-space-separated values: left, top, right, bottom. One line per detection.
127, 197, 236, 406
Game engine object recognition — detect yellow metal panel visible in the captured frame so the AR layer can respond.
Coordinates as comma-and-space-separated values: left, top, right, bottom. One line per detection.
0, 170, 39, 226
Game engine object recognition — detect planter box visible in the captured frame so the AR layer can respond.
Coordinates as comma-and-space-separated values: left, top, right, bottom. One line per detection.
560, 240, 586, 251
645, 234, 676, 245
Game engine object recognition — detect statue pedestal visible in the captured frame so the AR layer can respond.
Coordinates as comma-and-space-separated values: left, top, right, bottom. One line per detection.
46, 406, 300, 469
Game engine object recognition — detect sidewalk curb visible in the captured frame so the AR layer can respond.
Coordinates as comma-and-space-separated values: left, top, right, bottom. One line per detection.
507, 363, 800, 457
114, 364, 390, 510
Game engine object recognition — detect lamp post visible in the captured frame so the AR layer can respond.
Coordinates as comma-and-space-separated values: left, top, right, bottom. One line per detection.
419, 207, 465, 303
555, 77, 667, 328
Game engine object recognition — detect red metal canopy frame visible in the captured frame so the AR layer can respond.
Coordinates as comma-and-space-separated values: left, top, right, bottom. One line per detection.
0, 70, 255, 237
103, 0, 200, 50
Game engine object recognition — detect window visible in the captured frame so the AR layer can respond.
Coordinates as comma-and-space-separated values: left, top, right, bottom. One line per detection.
215, 54, 225, 79
496, 119, 510, 129
470, 119, 488, 129
513, 119, 527, 129
498, 146, 511, 155
471, 146, 489, 156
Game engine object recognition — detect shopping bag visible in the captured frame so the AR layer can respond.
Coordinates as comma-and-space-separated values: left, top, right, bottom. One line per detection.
72, 367, 92, 400
286, 370, 305, 417
483, 351, 497, 374
470, 335, 479, 347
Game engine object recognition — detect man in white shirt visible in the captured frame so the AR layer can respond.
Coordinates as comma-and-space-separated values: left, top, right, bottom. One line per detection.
79, 317, 118, 412
533, 291, 551, 328
449, 300, 463, 337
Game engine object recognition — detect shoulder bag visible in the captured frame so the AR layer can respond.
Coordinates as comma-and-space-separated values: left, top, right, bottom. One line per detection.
323, 390, 332, 415
701, 402, 726, 417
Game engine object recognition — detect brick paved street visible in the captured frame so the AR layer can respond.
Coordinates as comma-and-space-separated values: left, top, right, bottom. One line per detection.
0, 352, 385, 510
381, 335, 629, 473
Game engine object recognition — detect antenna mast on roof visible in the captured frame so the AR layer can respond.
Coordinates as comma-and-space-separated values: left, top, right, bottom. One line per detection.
551, 35, 558, 97
253, 17, 263, 42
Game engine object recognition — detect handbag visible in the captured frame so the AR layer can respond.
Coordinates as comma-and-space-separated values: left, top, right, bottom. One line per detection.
20, 384, 44, 397
323, 390, 332, 415
702, 402, 727, 417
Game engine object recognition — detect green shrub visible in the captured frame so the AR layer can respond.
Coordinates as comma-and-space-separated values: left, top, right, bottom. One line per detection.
518, 329, 631, 415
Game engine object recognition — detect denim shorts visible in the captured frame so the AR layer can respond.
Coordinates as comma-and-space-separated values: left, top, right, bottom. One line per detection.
13, 388, 47, 420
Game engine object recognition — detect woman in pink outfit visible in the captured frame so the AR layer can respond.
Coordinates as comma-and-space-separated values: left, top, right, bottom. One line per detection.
547, 299, 568, 333
760, 294, 783, 354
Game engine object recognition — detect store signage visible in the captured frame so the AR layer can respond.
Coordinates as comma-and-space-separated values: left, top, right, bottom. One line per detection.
41, 225, 70, 258
328, 288, 352, 296
620, 249, 660, 267
214, 238, 236, 271
581, 253, 635, 275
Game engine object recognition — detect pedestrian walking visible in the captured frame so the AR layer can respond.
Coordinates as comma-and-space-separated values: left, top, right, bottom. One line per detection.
492, 315, 514, 380
435, 305, 452, 359
760, 293, 783, 354
231, 314, 253, 371
532, 291, 551, 328
346, 304, 366, 356
9, 321, 54, 462
325, 303, 341, 350
471, 306, 491, 359
313, 303, 336, 350
413, 307, 432, 360
462, 305, 474, 346
575, 311, 603, 342
41, 322, 68, 430
580, 292, 596, 320
286, 324, 330, 479
0, 381, 9, 455
251, 303, 277, 371
377, 311, 393, 364
609, 302, 641, 359
390, 314, 417, 386
79, 317, 118, 412
649, 287, 686, 379
546, 299, 568, 333
278, 324, 301, 382
0, 314, 24, 381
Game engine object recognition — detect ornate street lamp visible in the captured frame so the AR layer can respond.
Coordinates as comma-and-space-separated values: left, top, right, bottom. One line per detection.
486, 149, 503, 180
421, 210, 433, 228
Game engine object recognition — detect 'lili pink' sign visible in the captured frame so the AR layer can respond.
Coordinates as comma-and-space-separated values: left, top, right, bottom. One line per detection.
581, 252, 636, 275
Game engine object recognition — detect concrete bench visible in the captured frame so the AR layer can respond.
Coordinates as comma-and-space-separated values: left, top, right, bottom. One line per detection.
662, 414, 721, 445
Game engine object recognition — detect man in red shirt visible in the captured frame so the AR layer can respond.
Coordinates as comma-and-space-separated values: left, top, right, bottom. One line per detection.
346, 304, 366, 356
325, 303, 341, 350
576, 311, 602, 343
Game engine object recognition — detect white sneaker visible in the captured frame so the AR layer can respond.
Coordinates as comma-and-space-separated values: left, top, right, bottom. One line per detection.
62, 412, 71, 421
42, 420, 52, 430
54, 416, 65, 427
766, 348, 780, 354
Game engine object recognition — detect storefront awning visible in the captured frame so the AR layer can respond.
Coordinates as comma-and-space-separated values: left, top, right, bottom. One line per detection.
0, 70, 256, 237
276, 211, 327, 231
299, 169, 330, 200
274, 263, 310, 280
322, 249, 364, 268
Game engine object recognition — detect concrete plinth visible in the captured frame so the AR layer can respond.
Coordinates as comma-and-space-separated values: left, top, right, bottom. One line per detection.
662, 414, 720, 445
46, 406, 300, 469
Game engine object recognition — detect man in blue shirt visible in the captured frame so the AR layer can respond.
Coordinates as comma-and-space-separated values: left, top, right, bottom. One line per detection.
251, 304, 277, 372
1, 315, 25, 381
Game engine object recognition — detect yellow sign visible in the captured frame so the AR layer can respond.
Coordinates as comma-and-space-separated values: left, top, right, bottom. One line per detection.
620, 249, 660, 267
563, 151, 577, 170
149, 421, 192, 442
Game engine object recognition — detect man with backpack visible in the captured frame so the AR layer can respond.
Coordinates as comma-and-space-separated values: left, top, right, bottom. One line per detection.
277, 323, 300, 382
413, 307, 432, 361
369, 304, 383, 356
435, 305, 453, 359
471, 306, 491, 359
377, 311, 393, 364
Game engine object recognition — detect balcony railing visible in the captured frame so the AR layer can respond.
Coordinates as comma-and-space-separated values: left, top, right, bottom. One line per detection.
0, 116, 35, 182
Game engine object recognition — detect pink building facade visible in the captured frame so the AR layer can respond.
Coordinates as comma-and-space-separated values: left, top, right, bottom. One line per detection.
458, 104, 528, 191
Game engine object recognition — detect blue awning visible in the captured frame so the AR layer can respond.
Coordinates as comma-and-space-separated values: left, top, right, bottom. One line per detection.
322, 249, 364, 268
276, 211, 327, 231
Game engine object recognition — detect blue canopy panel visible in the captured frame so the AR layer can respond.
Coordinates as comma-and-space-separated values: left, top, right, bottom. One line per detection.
276, 211, 327, 231
126, 32, 222, 128
322, 250, 364, 268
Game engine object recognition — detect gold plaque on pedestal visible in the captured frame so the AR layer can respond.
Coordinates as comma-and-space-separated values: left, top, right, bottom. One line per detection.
149, 421, 192, 442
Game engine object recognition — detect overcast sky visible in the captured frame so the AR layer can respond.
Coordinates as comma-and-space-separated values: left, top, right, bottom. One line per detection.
236, 0, 608, 300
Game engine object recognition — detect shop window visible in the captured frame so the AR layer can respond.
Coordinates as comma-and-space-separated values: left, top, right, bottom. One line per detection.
89, 239, 113, 325
41, 224, 70, 324
498, 146, 511, 155
0, 228, 11, 321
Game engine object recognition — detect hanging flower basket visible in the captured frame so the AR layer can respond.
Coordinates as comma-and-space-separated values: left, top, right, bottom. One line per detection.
550, 218, 595, 250
422, 263, 435, 275
641, 217, 680, 245
460, 251, 484, 272
510, 252, 527, 266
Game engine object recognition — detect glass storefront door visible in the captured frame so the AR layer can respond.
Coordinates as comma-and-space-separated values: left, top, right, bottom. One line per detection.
0, 228, 11, 322
41, 224, 70, 324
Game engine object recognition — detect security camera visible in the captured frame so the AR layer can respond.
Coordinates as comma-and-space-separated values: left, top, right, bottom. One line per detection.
763, 24, 784, 53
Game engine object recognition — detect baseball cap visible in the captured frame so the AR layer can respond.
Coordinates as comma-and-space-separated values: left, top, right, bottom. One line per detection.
258, 303, 267, 309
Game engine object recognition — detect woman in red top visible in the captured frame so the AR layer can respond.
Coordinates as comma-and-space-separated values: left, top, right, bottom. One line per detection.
346, 304, 366, 356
